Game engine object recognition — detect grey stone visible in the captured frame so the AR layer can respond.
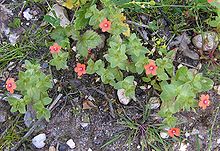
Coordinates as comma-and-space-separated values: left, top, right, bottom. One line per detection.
0, 110, 7, 123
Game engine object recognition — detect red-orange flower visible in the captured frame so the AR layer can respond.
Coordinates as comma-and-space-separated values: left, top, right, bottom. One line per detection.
99, 18, 111, 32
168, 128, 180, 138
6, 78, 16, 94
144, 60, 158, 76
74, 63, 86, 77
50, 43, 61, 54
199, 94, 210, 110
207, 0, 214, 3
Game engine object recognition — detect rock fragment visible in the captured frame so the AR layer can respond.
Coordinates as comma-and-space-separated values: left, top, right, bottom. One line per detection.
66, 139, 76, 149
32, 133, 46, 149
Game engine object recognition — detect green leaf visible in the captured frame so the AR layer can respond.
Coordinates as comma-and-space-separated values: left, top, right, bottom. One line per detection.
10, 107, 17, 113
43, 108, 51, 122
27, 87, 40, 100
74, 5, 90, 30
37, 75, 53, 90
65, 25, 80, 40
156, 68, 169, 81
42, 97, 52, 105
148, 20, 159, 31
142, 77, 151, 82
86, 59, 95, 74
160, 83, 177, 102
8, 17, 21, 28
7, 97, 20, 106
49, 52, 69, 70
108, 67, 123, 81
105, 43, 128, 70
192, 74, 213, 92
124, 76, 134, 84
199, 76, 214, 91
76, 30, 102, 57
126, 33, 148, 57
114, 76, 136, 98
133, 56, 148, 74
86, 5, 107, 29
36, 107, 51, 122
151, 79, 161, 91
175, 66, 193, 82
163, 116, 177, 127
100, 69, 115, 85
126, 62, 136, 73
44, 15, 60, 27
94, 60, 105, 74
17, 102, 26, 114
50, 26, 70, 48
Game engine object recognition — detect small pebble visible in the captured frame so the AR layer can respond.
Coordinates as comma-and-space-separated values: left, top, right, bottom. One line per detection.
88, 148, 92, 151
32, 10, 39, 16
24, 109, 35, 128
217, 138, 220, 144
148, 97, 160, 109
58, 143, 69, 151
53, 79, 58, 84
185, 132, 190, 138
66, 139, 76, 149
147, 85, 151, 89
7, 62, 15, 71
191, 128, 199, 135
160, 132, 169, 139
23, 8, 33, 20
49, 146, 56, 151
42, 62, 49, 69
117, 89, 130, 105
179, 142, 188, 151
32, 133, 46, 149
9, 33, 19, 45
0, 110, 7, 123
72, 46, 76, 52
80, 122, 89, 128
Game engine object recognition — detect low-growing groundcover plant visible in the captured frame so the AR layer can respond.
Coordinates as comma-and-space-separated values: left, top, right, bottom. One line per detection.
44, 0, 214, 129
6, 61, 52, 121
3, 0, 218, 149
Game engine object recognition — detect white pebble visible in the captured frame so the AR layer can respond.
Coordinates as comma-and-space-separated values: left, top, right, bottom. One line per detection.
185, 132, 190, 138
32, 133, 46, 149
217, 138, 220, 144
117, 89, 130, 105
23, 8, 33, 20
179, 142, 188, 151
88, 148, 92, 151
160, 132, 169, 139
191, 128, 199, 135
9, 33, 19, 45
66, 139, 76, 149
80, 122, 89, 128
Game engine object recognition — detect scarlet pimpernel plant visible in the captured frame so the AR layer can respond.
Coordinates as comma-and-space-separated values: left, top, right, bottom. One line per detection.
43, 0, 214, 128
7, 61, 52, 121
